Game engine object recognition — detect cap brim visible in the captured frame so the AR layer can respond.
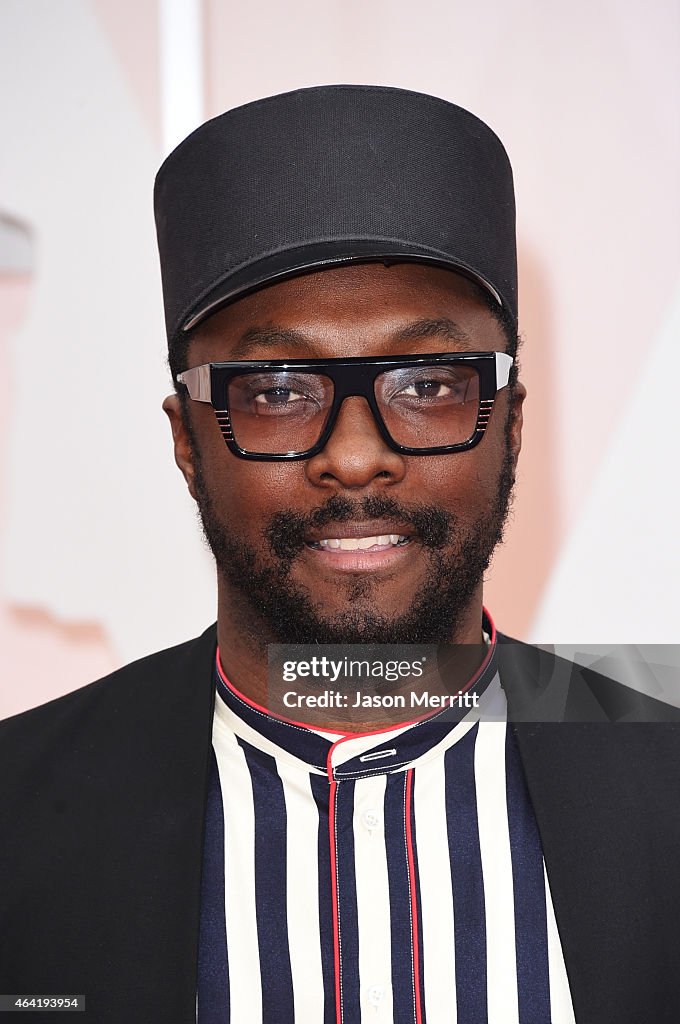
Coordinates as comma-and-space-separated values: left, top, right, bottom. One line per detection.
182, 239, 504, 333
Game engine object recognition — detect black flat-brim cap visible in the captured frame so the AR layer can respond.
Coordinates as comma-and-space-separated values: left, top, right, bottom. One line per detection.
154, 84, 517, 344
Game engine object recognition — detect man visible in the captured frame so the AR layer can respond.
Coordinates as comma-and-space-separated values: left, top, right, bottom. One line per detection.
1, 86, 678, 1024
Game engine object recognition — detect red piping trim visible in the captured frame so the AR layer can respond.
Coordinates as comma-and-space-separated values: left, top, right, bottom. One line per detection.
216, 648, 354, 735
327, 742, 343, 1024
217, 606, 496, 754
405, 770, 424, 1024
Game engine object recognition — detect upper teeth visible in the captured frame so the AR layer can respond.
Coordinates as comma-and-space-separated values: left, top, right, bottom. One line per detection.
318, 534, 407, 550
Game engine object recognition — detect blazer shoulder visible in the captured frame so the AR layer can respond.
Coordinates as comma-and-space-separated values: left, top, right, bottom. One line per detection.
496, 631, 680, 723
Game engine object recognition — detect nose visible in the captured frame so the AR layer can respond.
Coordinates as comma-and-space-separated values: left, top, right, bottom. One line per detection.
305, 395, 406, 489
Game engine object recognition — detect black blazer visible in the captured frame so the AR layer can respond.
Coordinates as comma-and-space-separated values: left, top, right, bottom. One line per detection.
1, 626, 679, 1023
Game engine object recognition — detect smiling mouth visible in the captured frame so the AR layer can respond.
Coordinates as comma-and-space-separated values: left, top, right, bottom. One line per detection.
307, 534, 411, 551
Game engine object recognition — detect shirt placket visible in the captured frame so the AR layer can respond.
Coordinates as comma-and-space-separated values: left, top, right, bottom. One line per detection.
329, 746, 414, 1024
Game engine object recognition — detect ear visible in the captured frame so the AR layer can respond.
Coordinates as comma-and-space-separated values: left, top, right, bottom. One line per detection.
162, 394, 199, 501
507, 381, 526, 469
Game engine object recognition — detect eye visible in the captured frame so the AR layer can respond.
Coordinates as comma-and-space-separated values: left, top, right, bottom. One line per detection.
400, 379, 456, 399
390, 371, 474, 404
253, 387, 307, 406
229, 371, 331, 419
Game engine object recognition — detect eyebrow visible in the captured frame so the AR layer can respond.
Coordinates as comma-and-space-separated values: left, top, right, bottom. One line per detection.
228, 327, 311, 360
225, 317, 477, 359
392, 317, 475, 348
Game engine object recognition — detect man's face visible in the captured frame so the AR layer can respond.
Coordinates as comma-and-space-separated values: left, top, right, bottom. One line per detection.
164, 263, 525, 645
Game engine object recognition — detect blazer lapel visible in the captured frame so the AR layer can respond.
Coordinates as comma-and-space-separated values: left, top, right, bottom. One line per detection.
500, 640, 680, 1023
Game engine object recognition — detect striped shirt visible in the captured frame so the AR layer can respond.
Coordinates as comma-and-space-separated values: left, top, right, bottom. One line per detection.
197, 621, 575, 1023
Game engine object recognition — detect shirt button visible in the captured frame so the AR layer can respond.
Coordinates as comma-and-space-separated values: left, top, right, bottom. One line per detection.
362, 809, 381, 831
367, 985, 385, 1007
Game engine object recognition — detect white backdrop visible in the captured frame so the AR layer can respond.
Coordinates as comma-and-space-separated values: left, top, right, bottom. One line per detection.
0, 0, 678, 715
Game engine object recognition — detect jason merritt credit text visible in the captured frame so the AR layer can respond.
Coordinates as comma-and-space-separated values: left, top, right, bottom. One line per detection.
282, 691, 481, 709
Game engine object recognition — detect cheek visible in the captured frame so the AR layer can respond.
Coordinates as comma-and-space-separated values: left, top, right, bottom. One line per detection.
238, 467, 304, 521
411, 443, 503, 518
199, 443, 306, 527
190, 406, 286, 517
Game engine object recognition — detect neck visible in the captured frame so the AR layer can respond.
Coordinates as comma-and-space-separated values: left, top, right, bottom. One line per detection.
215, 579, 488, 732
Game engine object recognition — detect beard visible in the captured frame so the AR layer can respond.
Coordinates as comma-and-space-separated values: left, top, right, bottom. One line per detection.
190, 437, 515, 646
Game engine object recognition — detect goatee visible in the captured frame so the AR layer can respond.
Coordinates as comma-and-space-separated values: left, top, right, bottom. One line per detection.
189, 440, 515, 646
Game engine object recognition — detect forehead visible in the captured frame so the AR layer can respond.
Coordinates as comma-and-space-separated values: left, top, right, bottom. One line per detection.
187, 262, 507, 364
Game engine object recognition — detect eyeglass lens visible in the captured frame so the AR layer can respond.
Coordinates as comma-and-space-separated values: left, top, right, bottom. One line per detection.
226, 364, 481, 455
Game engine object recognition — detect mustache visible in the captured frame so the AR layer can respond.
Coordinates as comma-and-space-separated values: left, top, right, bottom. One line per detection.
266, 494, 454, 562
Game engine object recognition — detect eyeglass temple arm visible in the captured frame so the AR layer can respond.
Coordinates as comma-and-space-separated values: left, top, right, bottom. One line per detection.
176, 364, 212, 402
495, 352, 513, 389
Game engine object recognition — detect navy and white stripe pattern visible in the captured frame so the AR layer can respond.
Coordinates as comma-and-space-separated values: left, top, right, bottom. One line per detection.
197, 626, 575, 1024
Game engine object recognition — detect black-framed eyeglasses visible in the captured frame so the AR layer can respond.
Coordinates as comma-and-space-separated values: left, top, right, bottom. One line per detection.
177, 351, 513, 460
